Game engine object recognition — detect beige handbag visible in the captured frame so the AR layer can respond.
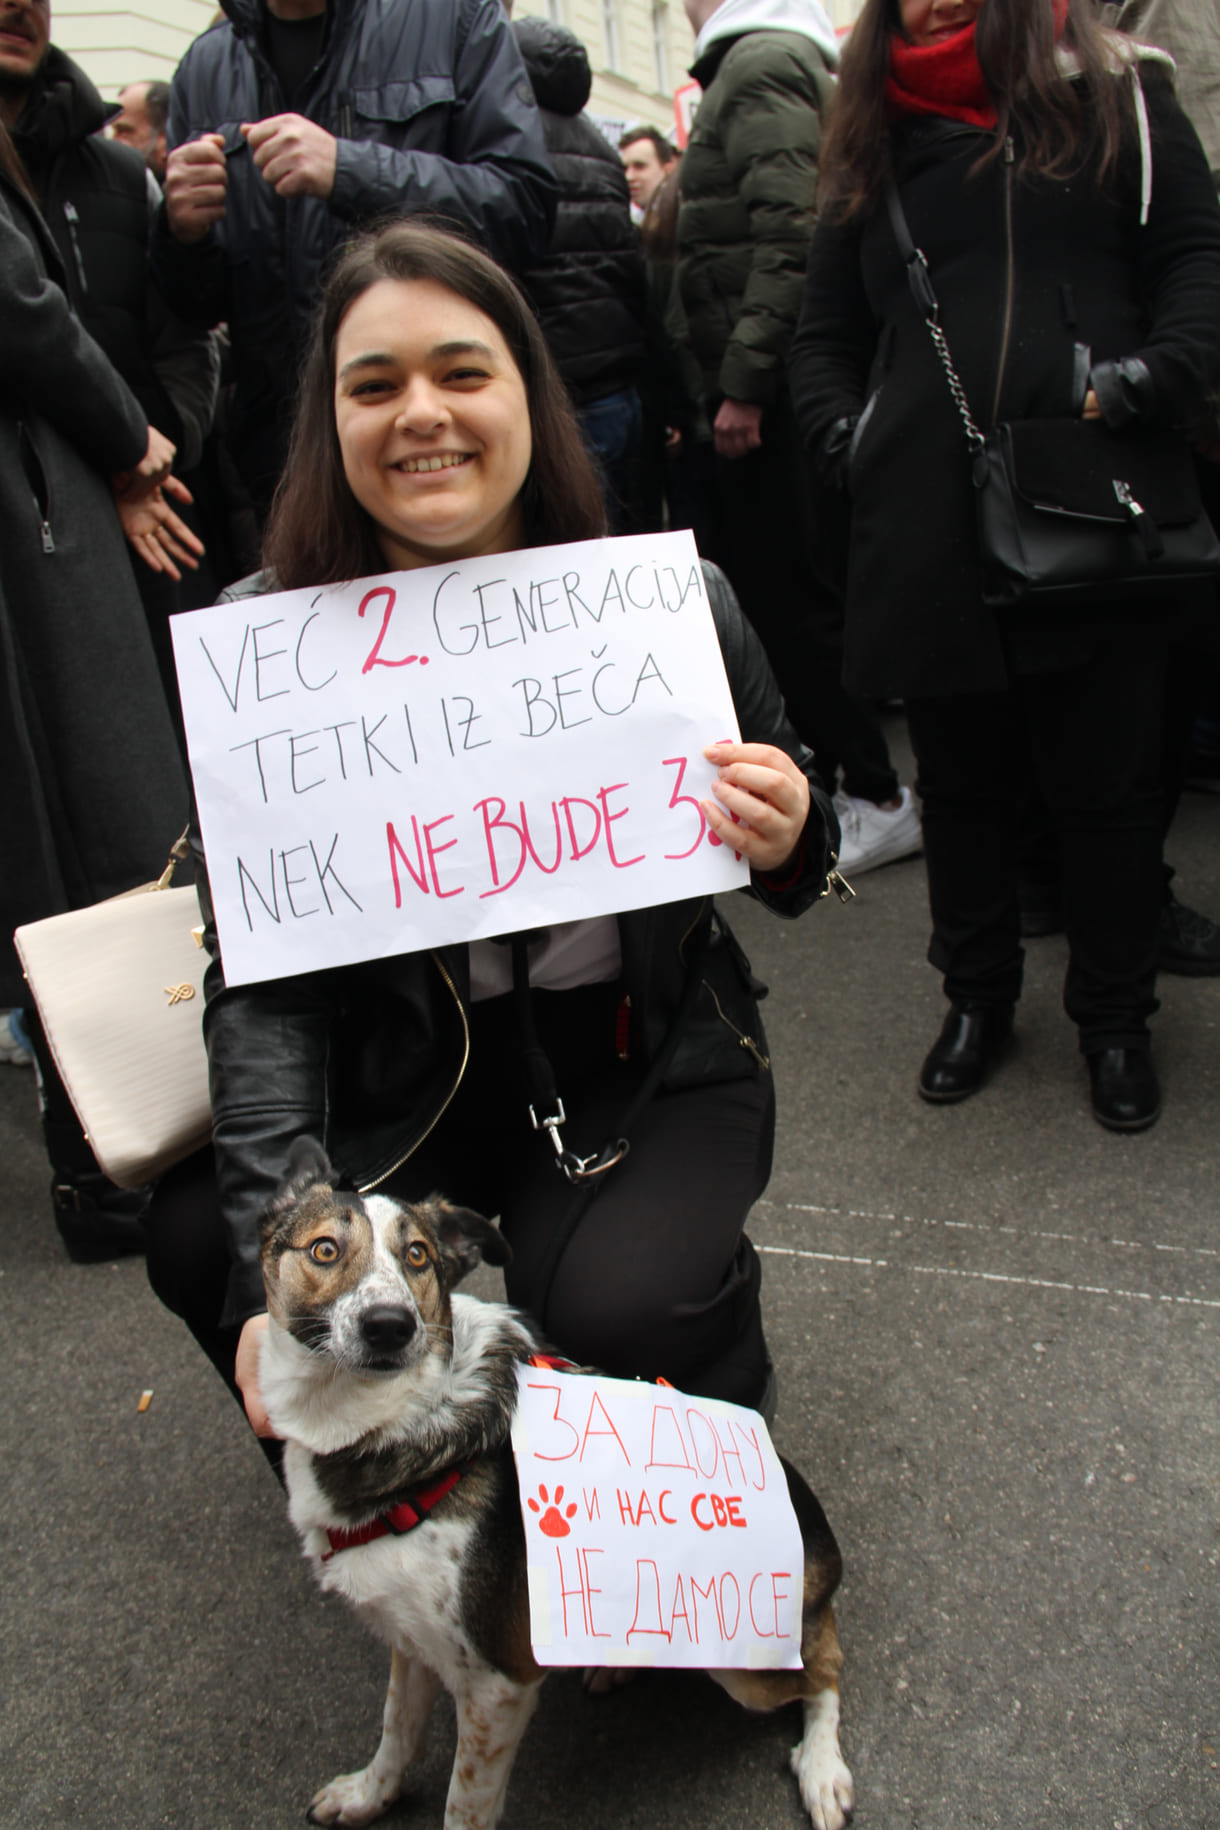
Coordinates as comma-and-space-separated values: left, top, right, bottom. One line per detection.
14, 835, 212, 1189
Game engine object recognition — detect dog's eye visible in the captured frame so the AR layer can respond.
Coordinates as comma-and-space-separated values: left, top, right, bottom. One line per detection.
309, 1237, 341, 1265
405, 1241, 430, 1270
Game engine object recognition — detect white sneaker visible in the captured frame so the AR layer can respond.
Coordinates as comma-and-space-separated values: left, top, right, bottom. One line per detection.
832, 786, 923, 875
0, 1008, 33, 1067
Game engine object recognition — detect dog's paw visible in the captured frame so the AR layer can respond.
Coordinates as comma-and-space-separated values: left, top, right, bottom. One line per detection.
307, 1767, 400, 1828
793, 1727, 848, 1830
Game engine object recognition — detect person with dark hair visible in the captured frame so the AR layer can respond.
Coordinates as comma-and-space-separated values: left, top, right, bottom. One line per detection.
110, 79, 171, 178
152, 0, 557, 522
0, 115, 189, 1253
512, 15, 650, 533
789, 0, 1220, 1128
619, 123, 678, 214
143, 221, 838, 1453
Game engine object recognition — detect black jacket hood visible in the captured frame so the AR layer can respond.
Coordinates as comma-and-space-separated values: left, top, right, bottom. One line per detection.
513, 16, 592, 116
15, 45, 114, 163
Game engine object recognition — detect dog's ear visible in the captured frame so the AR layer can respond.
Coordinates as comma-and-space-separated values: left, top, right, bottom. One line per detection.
426, 1195, 513, 1281
260, 1136, 337, 1241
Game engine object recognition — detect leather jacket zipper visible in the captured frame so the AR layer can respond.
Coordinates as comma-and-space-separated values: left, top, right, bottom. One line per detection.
356, 952, 471, 1194
991, 135, 1016, 427
700, 977, 771, 1072
682, 899, 771, 1071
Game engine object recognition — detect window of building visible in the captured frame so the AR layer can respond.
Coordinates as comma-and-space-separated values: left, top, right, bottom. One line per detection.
602, 0, 623, 72
651, 2, 668, 92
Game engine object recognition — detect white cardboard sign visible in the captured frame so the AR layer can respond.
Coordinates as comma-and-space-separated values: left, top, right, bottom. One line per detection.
170, 532, 749, 986
511, 1367, 804, 1670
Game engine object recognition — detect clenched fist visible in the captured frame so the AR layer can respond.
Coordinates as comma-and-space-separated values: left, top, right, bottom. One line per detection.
243, 113, 338, 199
165, 133, 228, 243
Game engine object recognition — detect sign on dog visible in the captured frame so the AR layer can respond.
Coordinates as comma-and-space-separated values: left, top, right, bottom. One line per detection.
511, 1367, 804, 1670
170, 532, 748, 986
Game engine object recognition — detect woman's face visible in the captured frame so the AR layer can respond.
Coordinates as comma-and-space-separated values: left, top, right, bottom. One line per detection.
333, 276, 532, 571
898, 0, 985, 47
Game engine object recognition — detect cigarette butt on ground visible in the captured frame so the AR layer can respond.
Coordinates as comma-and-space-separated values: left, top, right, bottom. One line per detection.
137, 1390, 154, 1414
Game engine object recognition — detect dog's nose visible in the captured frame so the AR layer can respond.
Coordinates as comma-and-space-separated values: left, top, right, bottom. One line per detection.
359, 1304, 417, 1353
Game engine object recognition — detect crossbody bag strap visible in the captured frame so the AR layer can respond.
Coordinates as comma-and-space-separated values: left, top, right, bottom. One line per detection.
884, 180, 986, 454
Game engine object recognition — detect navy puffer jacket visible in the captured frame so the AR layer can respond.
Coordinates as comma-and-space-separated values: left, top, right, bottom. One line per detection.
152, 0, 556, 504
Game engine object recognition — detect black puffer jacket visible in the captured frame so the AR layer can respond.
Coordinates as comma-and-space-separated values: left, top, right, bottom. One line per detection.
512, 17, 647, 403
152, 0, 557, 503
192, 562, 836, 1326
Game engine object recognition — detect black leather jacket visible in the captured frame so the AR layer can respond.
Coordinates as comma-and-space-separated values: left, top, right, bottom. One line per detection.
194, 562, 837, 1325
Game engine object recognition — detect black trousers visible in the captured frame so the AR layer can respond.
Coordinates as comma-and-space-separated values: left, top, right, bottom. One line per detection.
145, 984, 775, 1424
905, 634, 1168, 1052
706, 397, 899, 805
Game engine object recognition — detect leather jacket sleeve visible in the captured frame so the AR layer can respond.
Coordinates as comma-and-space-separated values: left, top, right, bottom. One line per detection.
191, 828, 341, 1327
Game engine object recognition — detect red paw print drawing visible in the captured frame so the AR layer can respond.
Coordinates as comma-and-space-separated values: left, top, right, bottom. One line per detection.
527, 1484, 578, 1537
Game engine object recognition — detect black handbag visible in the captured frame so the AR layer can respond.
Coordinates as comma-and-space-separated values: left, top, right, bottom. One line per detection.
885, 183, 1220, 609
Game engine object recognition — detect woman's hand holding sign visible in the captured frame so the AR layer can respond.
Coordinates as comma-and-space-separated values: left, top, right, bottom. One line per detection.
702, 742, 810, 875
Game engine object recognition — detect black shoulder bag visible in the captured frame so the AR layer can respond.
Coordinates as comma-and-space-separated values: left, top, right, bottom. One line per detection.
885, 181, 1220, 609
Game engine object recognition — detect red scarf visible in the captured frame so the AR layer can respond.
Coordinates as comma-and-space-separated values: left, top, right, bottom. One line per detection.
886, 3, 1069, 130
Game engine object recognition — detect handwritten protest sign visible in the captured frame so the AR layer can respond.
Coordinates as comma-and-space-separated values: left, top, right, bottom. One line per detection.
511, 1367, 804, 1670
170, 532, 749, 986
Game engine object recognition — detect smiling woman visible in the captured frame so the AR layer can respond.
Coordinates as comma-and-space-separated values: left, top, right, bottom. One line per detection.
144, 221, 838, 1473
333, 278, 533, 569
263, 224, 606, 587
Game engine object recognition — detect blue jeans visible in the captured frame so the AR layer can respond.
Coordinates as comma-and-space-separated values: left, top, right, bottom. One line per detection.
577, 386, 644, 534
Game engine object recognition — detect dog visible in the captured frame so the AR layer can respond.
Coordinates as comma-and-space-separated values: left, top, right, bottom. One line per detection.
257, 1136, 854, 1830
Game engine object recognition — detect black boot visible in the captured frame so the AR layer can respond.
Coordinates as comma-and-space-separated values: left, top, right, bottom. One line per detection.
919, 1002, 1015, 1104
1086, 1048, 1161, 1132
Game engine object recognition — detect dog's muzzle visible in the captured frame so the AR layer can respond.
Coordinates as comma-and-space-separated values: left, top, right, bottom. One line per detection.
358, 1303, 418, 1357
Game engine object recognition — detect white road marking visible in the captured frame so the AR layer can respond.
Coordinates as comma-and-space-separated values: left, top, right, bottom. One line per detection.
781, 1201, 1219, 1262
756, 1242, 1220, 1310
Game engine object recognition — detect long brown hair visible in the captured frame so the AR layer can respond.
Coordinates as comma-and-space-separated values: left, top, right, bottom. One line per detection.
820, 0, 1133, 221
264, 220, 608, 589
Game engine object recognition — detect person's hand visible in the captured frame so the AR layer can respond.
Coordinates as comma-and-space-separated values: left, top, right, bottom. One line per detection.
713, 398, 763, 461
243, 114, 337, 199
165, 133, 228, 243
701, 741, 811, 875
1082, 388, 1102, 421
115, 425, 177, 504
113, 475, 204, 581
235, 1313, 278, 1438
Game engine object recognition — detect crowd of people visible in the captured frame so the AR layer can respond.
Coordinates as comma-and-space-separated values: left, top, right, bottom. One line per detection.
2, 0, 1219, 1452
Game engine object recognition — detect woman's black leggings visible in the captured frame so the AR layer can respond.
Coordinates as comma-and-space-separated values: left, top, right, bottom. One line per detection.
145, 984, 776, 1425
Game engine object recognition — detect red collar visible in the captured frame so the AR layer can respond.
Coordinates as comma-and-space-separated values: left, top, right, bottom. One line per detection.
322, 1464, 466, 1561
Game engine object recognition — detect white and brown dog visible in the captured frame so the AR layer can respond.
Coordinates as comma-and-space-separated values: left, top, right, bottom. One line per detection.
258, 1137, 854, 1830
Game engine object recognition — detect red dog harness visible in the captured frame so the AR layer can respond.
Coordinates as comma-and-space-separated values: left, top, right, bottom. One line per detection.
322, 1465, 465, 1562
321, 1355, 580, 1561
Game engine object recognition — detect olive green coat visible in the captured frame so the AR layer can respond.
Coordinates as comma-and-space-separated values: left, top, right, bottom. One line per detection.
676, 28, 837, 407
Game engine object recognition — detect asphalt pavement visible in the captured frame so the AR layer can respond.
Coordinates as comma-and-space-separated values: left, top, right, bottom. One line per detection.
3, 712, 1218, 1830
